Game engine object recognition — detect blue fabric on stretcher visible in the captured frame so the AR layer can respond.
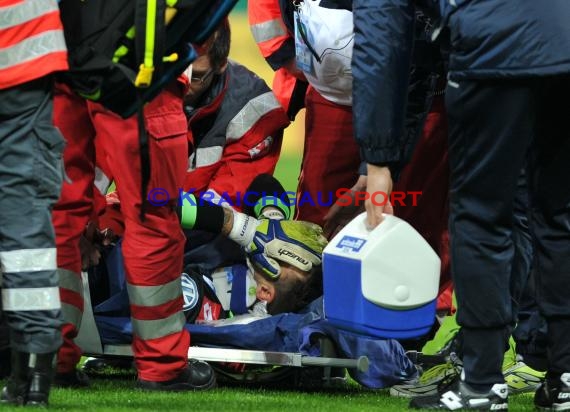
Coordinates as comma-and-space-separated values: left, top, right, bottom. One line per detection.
91, 242, 418, 389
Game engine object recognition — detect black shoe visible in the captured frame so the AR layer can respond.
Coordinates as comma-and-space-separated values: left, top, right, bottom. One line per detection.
26, 353, 58, 407
81, 357, 109, 374
410, 379, 508, 410
534, 373, 570, 411
82, 357, 134, 374
1, 351, 56, 407
54, 369, 90, 388
1, 382, 28, 406
0, 351, 29, 406
136, 359, 216, 391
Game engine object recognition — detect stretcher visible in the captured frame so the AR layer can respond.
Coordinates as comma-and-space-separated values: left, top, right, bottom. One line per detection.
74, 271, 416, 389
74, 209, 444, 388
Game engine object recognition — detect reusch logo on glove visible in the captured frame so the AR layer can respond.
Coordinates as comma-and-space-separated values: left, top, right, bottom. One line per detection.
240, 216, 252, 237
277, 248, 310, 267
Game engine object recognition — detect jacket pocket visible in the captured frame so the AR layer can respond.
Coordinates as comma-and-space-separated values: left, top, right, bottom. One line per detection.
145, 111, 188, 141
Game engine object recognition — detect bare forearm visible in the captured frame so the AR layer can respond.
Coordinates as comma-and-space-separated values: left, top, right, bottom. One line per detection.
221, 207, 234, 236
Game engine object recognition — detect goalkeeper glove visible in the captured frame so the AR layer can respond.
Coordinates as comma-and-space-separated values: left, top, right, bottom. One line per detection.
246, 220, 328, 279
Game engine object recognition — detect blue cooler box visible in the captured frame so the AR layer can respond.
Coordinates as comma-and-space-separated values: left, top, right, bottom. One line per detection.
322, 213, 441, 339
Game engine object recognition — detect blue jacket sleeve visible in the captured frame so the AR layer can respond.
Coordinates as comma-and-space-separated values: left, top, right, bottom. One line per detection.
352, 0, 415, 167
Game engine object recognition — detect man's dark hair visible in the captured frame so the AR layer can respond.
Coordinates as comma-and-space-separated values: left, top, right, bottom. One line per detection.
207, 18, 231, 71
266, 265, 323, 315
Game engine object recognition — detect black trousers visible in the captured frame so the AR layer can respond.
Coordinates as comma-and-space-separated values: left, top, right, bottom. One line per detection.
446, 76, 570, 386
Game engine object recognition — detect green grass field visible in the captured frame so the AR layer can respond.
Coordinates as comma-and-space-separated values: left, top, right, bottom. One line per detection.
274, 154, 302, 220
0, 375, 539, 411
274, 154, 302, 195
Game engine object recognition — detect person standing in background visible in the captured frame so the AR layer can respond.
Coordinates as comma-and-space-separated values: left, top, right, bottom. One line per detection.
352, 1, 570, 409
0, 0, 68, 406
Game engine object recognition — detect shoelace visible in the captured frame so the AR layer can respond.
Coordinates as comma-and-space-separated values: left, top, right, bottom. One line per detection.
435, 353, 463, 392
419, 363, 454, 384
418, 352, 463, 385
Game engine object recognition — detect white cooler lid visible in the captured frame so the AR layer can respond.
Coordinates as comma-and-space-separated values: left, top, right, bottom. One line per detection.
324, 213, 441, 309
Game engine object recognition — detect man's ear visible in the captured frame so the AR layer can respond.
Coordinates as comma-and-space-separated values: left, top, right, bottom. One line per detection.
257, 283, 275, 303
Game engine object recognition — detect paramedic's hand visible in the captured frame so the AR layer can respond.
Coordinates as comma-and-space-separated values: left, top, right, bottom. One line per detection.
79, 222, 102, 270
79, 223, 118, 270
106, 191, 120, 205
100, 228, 118, 246
324, 175, 367, 239
365, 164, 394, 229
79, 235, 100, 271
246, 220, 327, 279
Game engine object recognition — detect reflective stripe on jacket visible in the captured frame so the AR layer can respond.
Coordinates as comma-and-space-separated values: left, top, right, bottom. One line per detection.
248, 0, 293, 70
0, 0, 68, 89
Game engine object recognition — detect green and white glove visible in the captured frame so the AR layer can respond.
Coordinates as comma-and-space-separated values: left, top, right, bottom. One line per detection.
246, 220, 328, 279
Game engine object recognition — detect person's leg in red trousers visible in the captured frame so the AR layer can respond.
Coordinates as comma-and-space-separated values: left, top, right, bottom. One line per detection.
92, 84, 190, 382
52, 84, 96, 382
295, 86, 361, 226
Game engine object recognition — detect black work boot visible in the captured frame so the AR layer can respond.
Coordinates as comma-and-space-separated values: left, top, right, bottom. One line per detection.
136, 359, 216, 391
54, 368, 91, 388
1, 351, 32, 406
0, 351, 56, 407
26, 352, 57, 406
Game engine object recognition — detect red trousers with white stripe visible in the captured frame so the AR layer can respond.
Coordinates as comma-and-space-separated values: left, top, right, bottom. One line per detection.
53, 83, 190, 381
295, 86, 361, 225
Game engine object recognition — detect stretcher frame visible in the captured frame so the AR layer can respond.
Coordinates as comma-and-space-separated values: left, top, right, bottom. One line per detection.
75, 272, 370, 374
